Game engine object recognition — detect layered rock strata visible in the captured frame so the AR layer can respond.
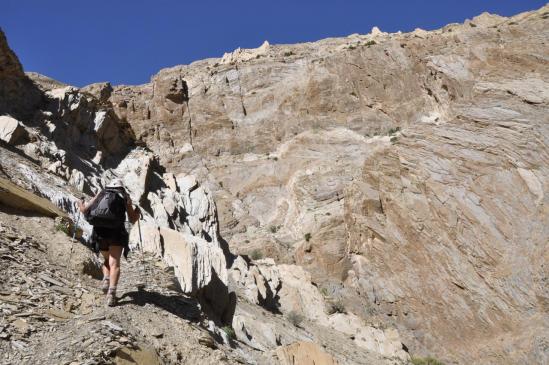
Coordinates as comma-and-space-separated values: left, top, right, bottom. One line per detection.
103, 6, 548, 363
1, 4, 548, 364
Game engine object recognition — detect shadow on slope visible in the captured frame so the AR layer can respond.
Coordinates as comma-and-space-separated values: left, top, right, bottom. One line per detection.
118, 288, 202, 323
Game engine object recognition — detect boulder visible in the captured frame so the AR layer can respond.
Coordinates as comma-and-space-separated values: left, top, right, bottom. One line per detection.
229, 257, 281, 309
230, 259, 330, 323
93, 110, 123, 154
113, 151, 152, 203
232, 314, 279, 351
276, 264, 329, 325
160, 227, 227, 294
0, 115, 27, 145
129, 222, 162, 255
176, 179, 220, 246
159, 227, 233, 322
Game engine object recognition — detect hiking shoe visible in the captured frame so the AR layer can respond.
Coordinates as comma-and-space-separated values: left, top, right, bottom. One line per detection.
105, 293, 117, 307
101, 279, 110, 294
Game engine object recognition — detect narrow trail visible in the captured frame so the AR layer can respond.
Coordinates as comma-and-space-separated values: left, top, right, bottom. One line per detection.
0, 208, 246, 365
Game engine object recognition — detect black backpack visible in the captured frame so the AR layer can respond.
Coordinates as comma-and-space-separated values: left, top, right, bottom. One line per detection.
86, 188, 127, 228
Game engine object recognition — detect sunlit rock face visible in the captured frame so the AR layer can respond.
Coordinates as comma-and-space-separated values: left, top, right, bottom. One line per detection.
105, 6, 549, 363
0, 4, 548, 364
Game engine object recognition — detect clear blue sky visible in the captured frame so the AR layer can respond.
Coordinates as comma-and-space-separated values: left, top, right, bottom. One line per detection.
1, 0, 546, 87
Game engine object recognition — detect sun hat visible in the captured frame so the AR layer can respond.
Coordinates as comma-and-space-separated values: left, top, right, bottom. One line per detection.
106, 178, 124, 189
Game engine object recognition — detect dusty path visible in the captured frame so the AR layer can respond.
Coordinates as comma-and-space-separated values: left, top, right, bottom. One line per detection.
0, 207, 247, 365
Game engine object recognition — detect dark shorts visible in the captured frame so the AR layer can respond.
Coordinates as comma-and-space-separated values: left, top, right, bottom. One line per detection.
92, 226, 129, 252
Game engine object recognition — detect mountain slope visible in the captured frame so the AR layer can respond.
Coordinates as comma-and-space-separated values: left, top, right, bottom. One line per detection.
0, 4, 548, 365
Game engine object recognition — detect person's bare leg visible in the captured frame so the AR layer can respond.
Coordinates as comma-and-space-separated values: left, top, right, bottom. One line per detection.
100, 250, 110, 293
106, 245, 123, 306
108, 245, 123, 289
100, 250, 110, 278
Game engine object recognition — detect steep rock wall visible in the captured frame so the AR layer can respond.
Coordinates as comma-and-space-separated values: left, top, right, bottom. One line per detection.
105, 5, 549, 363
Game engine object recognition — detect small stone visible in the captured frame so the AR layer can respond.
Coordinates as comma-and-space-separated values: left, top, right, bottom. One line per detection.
198, 335, 217, 349
102, 320, 123, 332
46, 308, 73, 320
87, 315, 105, 322
108, 341, 121, 348
81, 338, 94, 348
151, 330, 163, 338
39, 274, 65, 287
12, 319, 29, 334
11, 339, 28, 351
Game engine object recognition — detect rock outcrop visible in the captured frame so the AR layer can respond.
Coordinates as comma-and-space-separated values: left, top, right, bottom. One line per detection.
229, 256, 410, 363
0, 27, 234, 326
0, 28, 42, 118
0, 176, 68, 218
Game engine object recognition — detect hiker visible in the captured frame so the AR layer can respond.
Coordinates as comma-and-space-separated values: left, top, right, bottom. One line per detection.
78, 179, 140, 306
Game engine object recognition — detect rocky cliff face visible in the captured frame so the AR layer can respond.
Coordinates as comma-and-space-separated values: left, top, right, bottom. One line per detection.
104, 6, 548, 364
0, 29, 42, 118
1, 5, 548, 365
0, 24, 410, 365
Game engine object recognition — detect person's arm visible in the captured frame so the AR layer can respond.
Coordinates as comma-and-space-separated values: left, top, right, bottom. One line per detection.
125, 194, 140, 223
78, 192, 101, 214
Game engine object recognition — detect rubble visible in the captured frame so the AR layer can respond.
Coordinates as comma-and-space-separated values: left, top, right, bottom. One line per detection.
0, 215, 244, 364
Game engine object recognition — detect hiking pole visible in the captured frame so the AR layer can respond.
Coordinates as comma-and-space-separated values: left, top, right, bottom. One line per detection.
136, 212, 148, 291
68, 197, 84, 268
72, 209, 81, 241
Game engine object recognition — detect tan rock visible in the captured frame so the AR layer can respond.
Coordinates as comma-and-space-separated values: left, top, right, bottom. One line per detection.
147, 192, 170, 228
69, 169, 86, 191
160, 227, 227, 294
221, 41, 270, 64
114, 346, 161, 365
93, 110, 124, 154
79, 292, 95, 315
1, 5, 548, 364
159, 226, 234, 321
104, 5, 549, 363
276, 341, 338, 365
328, 313, 409, 361
0, 177, 68, 218
46, 308, 73, 320
113, 151, 152, 203
81, 82, 113, 102
129, 222, 162, 255
232, 314, 278, 351
276, 264, 328, 325
0, 30, 42, 117
12, 319, 30, 334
